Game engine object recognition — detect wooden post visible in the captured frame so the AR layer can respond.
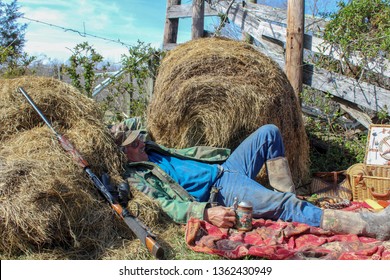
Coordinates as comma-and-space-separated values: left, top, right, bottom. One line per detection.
285, 0, 304, 102
192, 0, 204, 39
164, 0, 181, 47
242, 0, 257, 44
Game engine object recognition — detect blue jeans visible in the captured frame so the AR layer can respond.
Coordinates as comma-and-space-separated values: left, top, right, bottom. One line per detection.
213, 124, 323, 227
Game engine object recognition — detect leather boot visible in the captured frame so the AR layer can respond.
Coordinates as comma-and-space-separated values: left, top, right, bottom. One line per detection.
321, 207, 390, 240
266, 157, 295, 193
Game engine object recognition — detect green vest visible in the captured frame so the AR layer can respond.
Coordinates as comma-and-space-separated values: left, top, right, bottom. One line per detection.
123, 141, 230, 224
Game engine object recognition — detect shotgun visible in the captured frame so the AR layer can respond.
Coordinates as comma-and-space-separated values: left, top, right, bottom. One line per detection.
18, 87, 164, 259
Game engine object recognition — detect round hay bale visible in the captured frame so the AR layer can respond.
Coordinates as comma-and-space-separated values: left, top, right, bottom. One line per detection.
0, 76, 167, 259
147, 37, 309, 186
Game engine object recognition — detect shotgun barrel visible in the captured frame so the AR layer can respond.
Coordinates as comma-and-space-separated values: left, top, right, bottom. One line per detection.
18, 87, 164, 259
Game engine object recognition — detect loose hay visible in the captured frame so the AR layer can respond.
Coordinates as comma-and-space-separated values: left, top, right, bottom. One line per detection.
0, 76, 168, 259
147, 37, 310, 185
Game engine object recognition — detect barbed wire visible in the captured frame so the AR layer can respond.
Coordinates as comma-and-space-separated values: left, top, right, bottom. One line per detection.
22, 16, 133, 49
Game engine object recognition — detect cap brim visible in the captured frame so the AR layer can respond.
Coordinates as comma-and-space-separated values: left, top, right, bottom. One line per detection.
121, 130, 142, 146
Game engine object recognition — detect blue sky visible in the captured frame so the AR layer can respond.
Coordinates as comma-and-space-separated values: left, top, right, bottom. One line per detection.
13, 0, 173, 63
8, 0, 341, 64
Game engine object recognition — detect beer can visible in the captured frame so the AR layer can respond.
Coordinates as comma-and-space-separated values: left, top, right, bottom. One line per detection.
235, 201, 253, 231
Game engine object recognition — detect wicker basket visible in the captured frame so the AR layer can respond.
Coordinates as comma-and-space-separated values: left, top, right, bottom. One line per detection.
352, 165, 390, 201
353, 124, 390, 201
310, 171, 352, 200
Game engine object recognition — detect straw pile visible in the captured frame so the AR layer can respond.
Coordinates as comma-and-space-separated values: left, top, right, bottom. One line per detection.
147, 37, 309, 185
0, 76, 167, 259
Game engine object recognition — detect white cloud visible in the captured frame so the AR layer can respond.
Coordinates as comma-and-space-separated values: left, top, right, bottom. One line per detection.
8, 0, 199, 63
15, 0, 158, 63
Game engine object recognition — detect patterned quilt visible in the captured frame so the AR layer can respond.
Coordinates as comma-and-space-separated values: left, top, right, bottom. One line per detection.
185, 203, 390, 260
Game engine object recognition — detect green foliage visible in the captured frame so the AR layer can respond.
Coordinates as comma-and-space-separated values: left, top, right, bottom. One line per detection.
377, 106, 390, 123
0, 0, 27, 55
0, 45, 35, 77
214, 12, 230, 36
325, 0, 390, 58
306, 118, 367, 173
59, 40, 163, 124
0, 0, 35, 78
309, 0, 389, 156
100, 41, 164, 123
301, 88, 368, 173
64, 42, 108, 97
320, 0, 390, 77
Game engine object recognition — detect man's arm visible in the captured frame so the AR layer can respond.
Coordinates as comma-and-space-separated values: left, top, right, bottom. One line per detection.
158, 196, 237, 228
127, 175, 209, 224
130, 177, 236, 227
126, 163, 236, 227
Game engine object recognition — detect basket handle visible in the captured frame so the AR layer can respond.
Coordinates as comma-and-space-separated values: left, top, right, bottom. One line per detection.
354, 173, 364, 186
313, 170, 345, 185
369, 187, 390, 200
355, 174, 390, 200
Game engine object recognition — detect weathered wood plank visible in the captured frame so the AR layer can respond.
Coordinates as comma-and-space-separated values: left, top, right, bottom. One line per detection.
303, 64, 390, 114
164, 0, 181, 46
242, 0, 257, 43
215, 1, 326, 34
252, 44, 390, 115
213, 1, 390, 77
192, 0, 205, 39
166, 3, 218, 18
213, 2, 320, 52
162, 43, 178, 51
339, 103, 372, 129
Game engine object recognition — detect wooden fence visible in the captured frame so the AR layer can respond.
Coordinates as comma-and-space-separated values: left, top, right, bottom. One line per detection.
163, 0, 390, 128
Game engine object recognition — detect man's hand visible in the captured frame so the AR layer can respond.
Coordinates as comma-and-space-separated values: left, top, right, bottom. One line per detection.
204, 206, 236, 228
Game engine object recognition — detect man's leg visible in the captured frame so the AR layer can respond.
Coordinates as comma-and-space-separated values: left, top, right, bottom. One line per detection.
215, 172, 390, 240
222, 124, 295, 192
222, 124, 285, 179
321, 207, 390, 240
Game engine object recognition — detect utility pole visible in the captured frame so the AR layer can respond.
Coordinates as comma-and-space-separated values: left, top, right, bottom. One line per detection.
285, 0, 304, 103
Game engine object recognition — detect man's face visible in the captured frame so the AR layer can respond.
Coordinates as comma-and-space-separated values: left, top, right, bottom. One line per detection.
124, 137, 149, 162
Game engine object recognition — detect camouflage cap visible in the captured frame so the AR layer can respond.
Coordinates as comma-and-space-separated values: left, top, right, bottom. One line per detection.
121, 129, 142, 147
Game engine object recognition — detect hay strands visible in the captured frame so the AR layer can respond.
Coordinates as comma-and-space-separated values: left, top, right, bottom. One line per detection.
17, 87, 164, 259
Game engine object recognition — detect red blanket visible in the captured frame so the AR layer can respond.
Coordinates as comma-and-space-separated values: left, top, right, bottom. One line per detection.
185, 205, 390, 260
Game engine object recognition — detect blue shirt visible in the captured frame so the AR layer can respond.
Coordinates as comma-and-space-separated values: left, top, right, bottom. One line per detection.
148, 151, 219, 202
